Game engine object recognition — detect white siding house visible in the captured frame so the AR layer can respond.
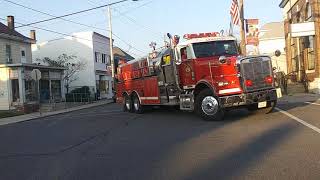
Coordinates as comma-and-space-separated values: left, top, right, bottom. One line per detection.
0, 16, 65, 111
259, 22, 288, 74
32, 32, 113, 99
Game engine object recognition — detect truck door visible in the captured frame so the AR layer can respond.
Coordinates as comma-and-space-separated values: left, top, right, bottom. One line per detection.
179, 46, 196, 88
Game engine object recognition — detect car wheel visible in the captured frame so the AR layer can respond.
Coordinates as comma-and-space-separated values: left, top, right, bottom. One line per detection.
133, 95, 144, 114
123, 95, 133, 112
195, 89, 224, 121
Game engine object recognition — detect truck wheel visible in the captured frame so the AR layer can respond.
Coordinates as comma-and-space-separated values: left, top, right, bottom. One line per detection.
247, 100, 277, 114
195, 89, 224, 121
133, 95, 144, 114
123, 95, 132, 112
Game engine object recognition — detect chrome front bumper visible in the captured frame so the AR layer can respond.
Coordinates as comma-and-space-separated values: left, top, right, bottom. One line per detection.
220, 89, 278, 108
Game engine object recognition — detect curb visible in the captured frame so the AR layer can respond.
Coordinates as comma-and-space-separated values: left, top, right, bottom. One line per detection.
0, 100, 114, 126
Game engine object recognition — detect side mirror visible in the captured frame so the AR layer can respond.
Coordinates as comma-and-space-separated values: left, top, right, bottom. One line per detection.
275, 50, 281, 57
167, 33, 172, 39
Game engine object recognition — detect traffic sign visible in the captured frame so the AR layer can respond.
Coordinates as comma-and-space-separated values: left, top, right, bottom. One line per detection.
31, 69, 41, 81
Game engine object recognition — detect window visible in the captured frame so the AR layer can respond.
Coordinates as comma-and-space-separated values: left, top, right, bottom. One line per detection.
307, 36, 315, 70
95, 52, 102, 63
21, 47, 27, 63
25, 80, 36, 102
102, 54, 106, 64
296, 12, 302, 23
5, 45, 12, 63
51, 80, 61, 99
305, 2, 312, 21
192, 40, 238, 58
107, 55, 111, 65
95, 52, 98, 62
11, 79, 20, 102
180, 47, 187, 60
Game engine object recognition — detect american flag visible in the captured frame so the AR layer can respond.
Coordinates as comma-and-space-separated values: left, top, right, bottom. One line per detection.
230, 0, 240, 26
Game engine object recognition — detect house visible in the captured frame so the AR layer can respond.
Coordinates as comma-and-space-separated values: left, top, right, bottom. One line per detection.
259, 22, 288, 74
279, 0, 320, 93
0, 16, 65, 111
32, 32, 114, 99
113, 46, 135, 73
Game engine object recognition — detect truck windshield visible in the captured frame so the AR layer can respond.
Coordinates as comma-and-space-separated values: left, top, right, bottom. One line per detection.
192, 40, 238, 58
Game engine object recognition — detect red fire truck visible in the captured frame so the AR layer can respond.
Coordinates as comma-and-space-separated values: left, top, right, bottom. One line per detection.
116, 32, 280, 121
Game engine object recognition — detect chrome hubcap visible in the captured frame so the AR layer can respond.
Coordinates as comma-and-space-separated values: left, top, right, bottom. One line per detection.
201, 96, 219, 115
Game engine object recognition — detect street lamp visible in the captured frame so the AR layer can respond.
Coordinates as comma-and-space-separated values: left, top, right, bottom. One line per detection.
108, 0, 139, 79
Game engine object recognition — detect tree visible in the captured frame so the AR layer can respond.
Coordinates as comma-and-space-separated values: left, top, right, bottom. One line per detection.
36, 54, 86, 93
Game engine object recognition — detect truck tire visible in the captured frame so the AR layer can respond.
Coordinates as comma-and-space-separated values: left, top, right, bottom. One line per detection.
247, 100, 277, 114
133, 95, 144, 114
123, 95, 133, 112
195, 89, 224, 121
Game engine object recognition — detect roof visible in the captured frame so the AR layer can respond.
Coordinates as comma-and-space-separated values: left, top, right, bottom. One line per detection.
0, 22, 33, 42
93, 32, 111, 40
113, 47, 134, 61
279, 0, 289, 8
259, 22, 285, 40
178, 36, 237, 46
0, 63, 66, 70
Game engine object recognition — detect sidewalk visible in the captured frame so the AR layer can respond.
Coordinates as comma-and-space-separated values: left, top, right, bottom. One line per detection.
0, 99, 113, 126
278, 93, 320, 105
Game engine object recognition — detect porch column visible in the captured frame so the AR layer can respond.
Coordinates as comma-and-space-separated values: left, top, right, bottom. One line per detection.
61, 71, 65, 100
18, 67, 25, 104
49, 72, 52, 101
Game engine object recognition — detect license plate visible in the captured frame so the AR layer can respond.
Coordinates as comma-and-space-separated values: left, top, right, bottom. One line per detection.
276, 88, 282, 98
258, 101, 267, 109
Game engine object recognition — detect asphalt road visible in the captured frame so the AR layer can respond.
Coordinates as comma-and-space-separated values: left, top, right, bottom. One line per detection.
1, 100, 320, 180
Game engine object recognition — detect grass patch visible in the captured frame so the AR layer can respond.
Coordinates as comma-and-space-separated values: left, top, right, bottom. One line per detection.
0, 111, 25, 119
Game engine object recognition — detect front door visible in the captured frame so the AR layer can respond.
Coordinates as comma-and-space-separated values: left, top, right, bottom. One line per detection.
40, 80, 50, 102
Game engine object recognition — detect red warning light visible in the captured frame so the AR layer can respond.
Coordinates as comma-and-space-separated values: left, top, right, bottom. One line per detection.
183, 32, 220, 39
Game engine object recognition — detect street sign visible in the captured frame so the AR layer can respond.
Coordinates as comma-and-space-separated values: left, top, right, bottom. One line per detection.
31, 69, 41, 81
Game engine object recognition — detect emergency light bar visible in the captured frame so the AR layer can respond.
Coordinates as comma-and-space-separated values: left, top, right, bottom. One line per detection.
183, 32, 220, 39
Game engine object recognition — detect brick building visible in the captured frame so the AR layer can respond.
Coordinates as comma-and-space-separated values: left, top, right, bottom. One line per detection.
279, 0, 320, 93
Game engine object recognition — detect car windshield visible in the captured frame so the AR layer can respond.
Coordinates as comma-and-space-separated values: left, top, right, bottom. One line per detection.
192, 40, 238, 58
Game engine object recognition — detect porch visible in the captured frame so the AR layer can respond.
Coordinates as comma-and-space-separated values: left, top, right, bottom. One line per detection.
0, 64, 65, 111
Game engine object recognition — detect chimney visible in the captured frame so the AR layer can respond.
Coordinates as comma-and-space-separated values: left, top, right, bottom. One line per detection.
7, 16, 14, 31
30, 30, 36, 41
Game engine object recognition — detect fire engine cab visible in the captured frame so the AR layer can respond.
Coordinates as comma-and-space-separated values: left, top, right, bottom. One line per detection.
116, 32, 280, 121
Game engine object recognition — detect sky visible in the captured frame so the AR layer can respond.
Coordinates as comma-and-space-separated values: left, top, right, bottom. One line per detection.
0, 0, 283, 58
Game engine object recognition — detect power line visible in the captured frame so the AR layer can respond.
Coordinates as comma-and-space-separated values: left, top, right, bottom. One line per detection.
2, 0, 108, 32
113, 0, 153, 19
14, 0, 133, 28
0, 17, 146, 57
2, 0, 147, 55
113, 8, 163, 39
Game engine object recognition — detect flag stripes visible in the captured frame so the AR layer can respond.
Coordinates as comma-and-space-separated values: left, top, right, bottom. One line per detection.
230, 0, 240, 26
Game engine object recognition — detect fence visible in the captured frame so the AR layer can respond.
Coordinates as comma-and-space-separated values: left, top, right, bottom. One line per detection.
66, 86, 98, 102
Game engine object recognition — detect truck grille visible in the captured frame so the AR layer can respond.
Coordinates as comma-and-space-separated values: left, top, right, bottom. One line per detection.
240, 56, 273, 92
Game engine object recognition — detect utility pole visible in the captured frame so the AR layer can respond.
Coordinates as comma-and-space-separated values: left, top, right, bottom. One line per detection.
108, 5, 115, 79
239, 0, 246, 56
